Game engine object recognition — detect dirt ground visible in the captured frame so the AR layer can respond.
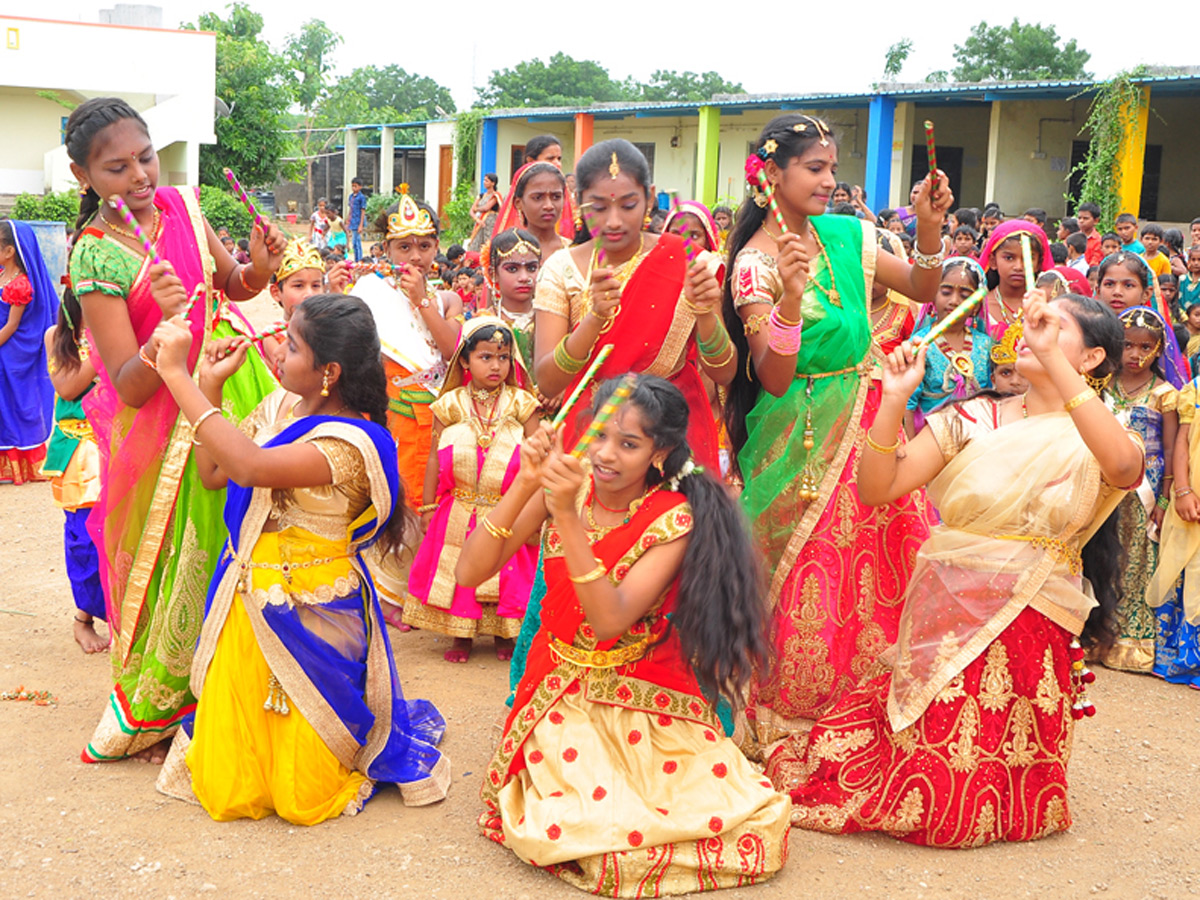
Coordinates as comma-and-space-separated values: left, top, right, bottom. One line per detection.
2, 477, 1199, 900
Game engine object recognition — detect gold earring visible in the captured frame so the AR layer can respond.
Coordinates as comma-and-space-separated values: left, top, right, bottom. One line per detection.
653, 459, 664, 476
644, 212, 653, 227
573, 210, 583, 233
320, 369, 330, 397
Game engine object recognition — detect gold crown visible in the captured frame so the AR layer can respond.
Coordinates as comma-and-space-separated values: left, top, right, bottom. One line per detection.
990, 321, 1022, 366
387, 185, 435, 240
275, 238, 325, 283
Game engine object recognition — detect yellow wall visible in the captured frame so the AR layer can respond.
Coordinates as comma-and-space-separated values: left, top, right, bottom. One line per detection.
0, 88, 69, 190
984, 98, 1088, 217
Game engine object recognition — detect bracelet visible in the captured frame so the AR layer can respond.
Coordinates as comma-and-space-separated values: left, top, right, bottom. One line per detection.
553, 334, 589, 375
766, 307, 802, 356
568, 561, 608, 584
191, 406, 223, 446
481, 515, 514, 541
743, 312, 771, 336
237, 265, 262, 294
138, 344, 158, 371
771, 304, 801, 327
864, 430, 902, 454
417, 503, 438, 514
911, 245, 946, 270
697, 322, 732, 358
1174, 487, 1194, 498
1062, 388, 1097, 413
683, 299, 716, 318
1157, 495, 1171, 511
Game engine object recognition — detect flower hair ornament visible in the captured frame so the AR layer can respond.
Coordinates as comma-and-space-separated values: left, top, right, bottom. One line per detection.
667, 457, 703, 491
744, 155, 788, 233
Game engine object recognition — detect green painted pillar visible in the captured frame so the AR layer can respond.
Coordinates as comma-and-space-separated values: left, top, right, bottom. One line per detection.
696, 106, 720, 207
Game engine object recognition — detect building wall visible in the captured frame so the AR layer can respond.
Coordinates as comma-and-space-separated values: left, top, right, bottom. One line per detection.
909, 103, 992, 210
984, 97, 1088, 218
1145, 95, 1200, 223
0, 87, 69, 192
423, 120, 456, 206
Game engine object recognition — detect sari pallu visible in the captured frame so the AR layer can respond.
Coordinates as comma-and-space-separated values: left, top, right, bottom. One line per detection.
785, 408, 1137, 847
481, 490, 790, 896
540, 233, 718, 469
74, 186, 276, 760
156, 415, 450, 817
738, 214, 935, 742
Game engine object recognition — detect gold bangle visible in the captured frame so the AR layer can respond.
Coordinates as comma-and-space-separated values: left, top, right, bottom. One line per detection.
191, 406, 223, 446
1063, 388, 1097, 413
481, 515, 513, 541
569, 561, 608, 585
700, 343, 736, 368
683, 299, 716, 317
864, 430, 901, 454
772, 304, 801, 327
417, 503, 439, 514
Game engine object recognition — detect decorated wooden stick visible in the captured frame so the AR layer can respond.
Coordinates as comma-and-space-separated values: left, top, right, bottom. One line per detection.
571, 372, 638, 459
923, 120, 939, 184
1019, 233, 1038, 293
581, 207, 606, 266
681, 235, 700, 265
756, 170, 788, 235
913, 285, 987, 350
182, 283, 206, 317
552, 345, 613, 429
250, 321, 288, 342
222, 167, 268, 231
107, 195, 160, 264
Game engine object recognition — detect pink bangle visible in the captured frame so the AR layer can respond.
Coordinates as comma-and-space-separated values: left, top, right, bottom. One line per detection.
766, 307, 802, 356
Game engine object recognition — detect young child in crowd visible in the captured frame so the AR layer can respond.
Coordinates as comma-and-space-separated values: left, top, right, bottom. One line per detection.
1142, 223, 1172, 278
1116, 213, 1145, 253
951, 225, 977, 258
1102, 232, 1122, 257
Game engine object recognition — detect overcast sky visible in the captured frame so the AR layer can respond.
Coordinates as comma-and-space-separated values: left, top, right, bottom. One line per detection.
52, 2, 1194, 109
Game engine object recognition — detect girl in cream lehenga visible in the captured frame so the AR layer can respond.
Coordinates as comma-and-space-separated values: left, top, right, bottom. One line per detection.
153, 295, 449, 824
789, 290, 1144, 847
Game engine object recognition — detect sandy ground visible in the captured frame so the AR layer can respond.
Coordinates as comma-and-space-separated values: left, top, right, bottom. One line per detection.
3, 478, 1200, 899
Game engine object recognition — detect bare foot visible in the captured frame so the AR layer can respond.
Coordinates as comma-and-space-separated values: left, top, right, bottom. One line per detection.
495, 637, 514, 662
130, 736, 172, 765
444, 637, 472, 663
72, 616, 110, 654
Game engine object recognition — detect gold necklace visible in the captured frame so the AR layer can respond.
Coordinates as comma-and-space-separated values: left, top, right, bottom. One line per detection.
807, 228, 841, 307
585, 235, 646, 335
584, 482, 658, 540
102, 207, 160, 246
469, 383, 502, 404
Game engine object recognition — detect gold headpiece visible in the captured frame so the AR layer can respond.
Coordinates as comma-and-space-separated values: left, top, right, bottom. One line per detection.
494, 237, 539, 263
990, 322, 1022, 366
793, 116, 832, 147
386, 184, 436, 240
609, 152, 620, 180
275, 238, 325, 283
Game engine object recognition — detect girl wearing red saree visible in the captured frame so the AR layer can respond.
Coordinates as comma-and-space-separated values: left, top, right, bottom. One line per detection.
489, 162, 570, 267
790, 291, 1143, 847
533, 139, 734, 472
458, 376, 789, 896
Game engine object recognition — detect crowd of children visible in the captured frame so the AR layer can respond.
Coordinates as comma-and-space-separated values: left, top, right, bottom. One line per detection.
4, 98, 1200, 896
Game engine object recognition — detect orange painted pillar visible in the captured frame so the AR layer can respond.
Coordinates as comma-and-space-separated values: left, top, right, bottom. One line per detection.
574, 113, 594, 169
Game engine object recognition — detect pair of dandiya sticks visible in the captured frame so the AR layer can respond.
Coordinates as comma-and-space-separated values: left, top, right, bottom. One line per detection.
547, 345, 638, 459
106, 167, 287, 344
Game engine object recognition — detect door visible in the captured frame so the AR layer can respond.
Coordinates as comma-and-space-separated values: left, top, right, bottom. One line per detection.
438, 144, 453, 222
910, 146, 963, 209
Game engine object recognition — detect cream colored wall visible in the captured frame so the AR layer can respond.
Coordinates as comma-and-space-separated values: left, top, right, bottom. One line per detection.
0, 88, 66, 192
1145, 95, 1200, 223
423, 120, 455, 205
909, 104, 992, 209
494, 120, 573, 188
983, 98, 1087, 217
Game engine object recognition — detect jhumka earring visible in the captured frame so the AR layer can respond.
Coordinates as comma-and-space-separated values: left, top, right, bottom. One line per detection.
320, 369, 331, 397
644, 212, 653, 227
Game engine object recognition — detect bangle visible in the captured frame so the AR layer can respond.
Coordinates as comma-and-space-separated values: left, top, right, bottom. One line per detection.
553, 334, 589, 375
417, 503, 438, 514
481, 515, 513, 541
1063, 388, 1097, 413
864, 430, 901, 454
911, 245, 946, 270
1157, 495, 1171, 511
138, 344, 158, 371
683, 298, 716, 318
766, 307, 802, 356
771, 304, 801, 327
569, 560, 608, 584
697, 322, 732, 358
1174, 487, 1194, 498
191, 406, 223, 446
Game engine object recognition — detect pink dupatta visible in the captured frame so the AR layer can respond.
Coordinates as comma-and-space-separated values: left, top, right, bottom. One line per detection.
81, 186, 214, 662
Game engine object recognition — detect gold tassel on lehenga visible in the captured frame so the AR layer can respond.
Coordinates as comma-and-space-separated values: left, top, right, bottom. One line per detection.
263, 673, 290, 716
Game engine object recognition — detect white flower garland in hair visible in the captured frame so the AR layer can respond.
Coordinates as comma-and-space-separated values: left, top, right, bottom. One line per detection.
667, 458, 703, 491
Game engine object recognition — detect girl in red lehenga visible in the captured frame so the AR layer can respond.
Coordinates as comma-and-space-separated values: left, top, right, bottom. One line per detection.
789, 290, 1143, 847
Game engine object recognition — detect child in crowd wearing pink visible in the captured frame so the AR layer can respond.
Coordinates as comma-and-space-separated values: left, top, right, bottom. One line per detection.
978, 219, 1051, 341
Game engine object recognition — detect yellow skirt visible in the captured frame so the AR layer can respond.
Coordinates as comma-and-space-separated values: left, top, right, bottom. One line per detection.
186, 593, 370, 825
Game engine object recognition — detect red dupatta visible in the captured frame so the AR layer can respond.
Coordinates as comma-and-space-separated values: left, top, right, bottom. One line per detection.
561, 232, 718, 469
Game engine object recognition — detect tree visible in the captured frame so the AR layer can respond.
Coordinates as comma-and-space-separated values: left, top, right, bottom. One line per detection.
187, 4, 295, 187
883, 39, 913, 80
951, 19, 1091, 82
636, 70, 744, 103
477, 54, 633, 108
285, 19, 343, 210
323, 65, 455, 121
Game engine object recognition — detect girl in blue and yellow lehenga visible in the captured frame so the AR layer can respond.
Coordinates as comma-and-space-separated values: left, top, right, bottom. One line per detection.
152, 295, 449, 824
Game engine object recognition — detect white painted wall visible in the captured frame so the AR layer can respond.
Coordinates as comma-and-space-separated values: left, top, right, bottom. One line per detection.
0, 15, 215, 194
423, 120, 456, 205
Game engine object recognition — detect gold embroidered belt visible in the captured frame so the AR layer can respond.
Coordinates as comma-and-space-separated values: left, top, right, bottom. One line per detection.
452, 486, 502, 508
799, 353, 873, 380
227, 547, 356, 584
56, 418, 95, 442
549, 634, 655, 669
991, 533, 1082, 576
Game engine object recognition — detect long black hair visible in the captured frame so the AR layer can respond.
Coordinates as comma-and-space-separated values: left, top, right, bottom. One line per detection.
51, 287, 87, 374
571, 139, 652, 245
64, 98, 150, 233
1060, 294, 1130, 650
590, 375, 768, 707
291, 293, 413, 557
721, 114, 839, 467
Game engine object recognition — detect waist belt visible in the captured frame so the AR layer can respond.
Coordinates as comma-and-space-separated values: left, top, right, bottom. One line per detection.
549, 634, 656, 669
991, 533, 1082, 576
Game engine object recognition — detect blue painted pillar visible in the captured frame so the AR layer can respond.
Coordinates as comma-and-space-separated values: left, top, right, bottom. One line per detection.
480, 118, 499, 193
865, 95, 896, 214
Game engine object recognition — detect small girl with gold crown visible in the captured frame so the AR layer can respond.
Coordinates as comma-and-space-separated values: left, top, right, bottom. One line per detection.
402, 316, 539, 662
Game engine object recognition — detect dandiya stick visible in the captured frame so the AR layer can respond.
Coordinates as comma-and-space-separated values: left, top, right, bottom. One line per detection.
223, 168, 268, 231
571, 372, 638, 459
1019, 233, 1038, 293
681, 235, 701, 265
551, 345, 613, 429
582, 207, 606, 266
182, 283, 206, 317
912, 285, 987, 350
753, 169, 789, 235
250, 320, 287, 342
923, 120, 939, 186
107, 195, 160, 264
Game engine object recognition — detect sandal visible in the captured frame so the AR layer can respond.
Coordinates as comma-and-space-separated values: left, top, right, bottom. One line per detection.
380, 602, 411, 632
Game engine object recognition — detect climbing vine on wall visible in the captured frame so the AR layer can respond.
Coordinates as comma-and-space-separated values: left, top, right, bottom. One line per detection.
1069, 66, 1149, 227
443, 109, 484, 243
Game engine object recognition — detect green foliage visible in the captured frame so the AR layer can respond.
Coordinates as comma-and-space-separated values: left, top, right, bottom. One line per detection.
320, 65, 455, 125
364, 191, 393, 233
951, 19, 1091, 82
198, 184, 252, 237
1070, 69, 1149, 227
883, 39, 913, 80
455, 109, 483, 191
636, 70, 743, 102
187, 4, 297, 187
285, 19, 341, 113
9, 191, 80, 223
441, 181, 476, 246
